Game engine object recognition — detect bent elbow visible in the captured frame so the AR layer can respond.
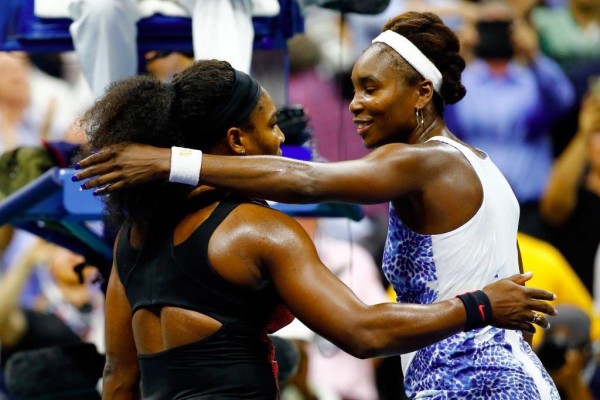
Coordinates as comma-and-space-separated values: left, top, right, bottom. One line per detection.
103, 358, 116, 380
341, 329, 384, 359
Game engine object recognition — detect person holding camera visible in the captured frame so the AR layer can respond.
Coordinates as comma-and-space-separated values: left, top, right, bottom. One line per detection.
444, 0, 575, 241
540, 79, 600, 295
537, 305, 596, 400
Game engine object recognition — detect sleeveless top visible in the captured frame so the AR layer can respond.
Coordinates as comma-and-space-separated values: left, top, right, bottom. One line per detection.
382, 136, 559, 399
115, 195, 294, 399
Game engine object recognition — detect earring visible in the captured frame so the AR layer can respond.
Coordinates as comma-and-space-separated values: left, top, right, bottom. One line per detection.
240, 149, 246, 155
415, 108, 425, 128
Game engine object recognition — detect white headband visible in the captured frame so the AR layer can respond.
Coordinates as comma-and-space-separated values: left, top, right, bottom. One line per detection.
372, 30, 443, 93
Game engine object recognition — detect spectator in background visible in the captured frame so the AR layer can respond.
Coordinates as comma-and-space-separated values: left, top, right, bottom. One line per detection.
0, 52, 75, 154
531, 0, 600, 157
68, 0, 280, 98
445, 0, 575, 239
0, 240, 104, 398
144, 50, 194, 84
517, 232, 600, 350
286, 31, 387, 219
4, 343, 104, 400
537, 305, 597, 400
531, 0, 600, 73
521, 197, 600, 399
0, 52, 87, 333
347, 0, 480, 56
288, 2, 373, 163
539, 81, 600, 294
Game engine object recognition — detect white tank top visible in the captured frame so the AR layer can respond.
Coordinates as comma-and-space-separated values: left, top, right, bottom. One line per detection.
382, 136, 558, 399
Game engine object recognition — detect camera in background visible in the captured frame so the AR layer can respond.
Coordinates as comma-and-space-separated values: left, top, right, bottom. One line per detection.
474, 20, 514, 60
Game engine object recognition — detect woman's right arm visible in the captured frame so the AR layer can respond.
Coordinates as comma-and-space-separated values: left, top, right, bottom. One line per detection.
103, 265, 141, 400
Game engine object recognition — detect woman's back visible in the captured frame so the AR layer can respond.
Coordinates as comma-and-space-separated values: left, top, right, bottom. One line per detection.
115, 193, 293, 399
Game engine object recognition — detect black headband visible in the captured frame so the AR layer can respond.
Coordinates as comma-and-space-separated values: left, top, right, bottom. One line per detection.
207, 70, 262, 132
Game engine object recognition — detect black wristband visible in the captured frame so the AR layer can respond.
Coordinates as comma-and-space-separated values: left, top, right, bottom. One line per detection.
456, 290, 493, 331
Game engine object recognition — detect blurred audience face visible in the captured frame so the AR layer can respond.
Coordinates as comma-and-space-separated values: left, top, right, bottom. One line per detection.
0, 52, 30, 107
144, 51, 194, 83
473, 2, 515, 61
47, 244, 96, 286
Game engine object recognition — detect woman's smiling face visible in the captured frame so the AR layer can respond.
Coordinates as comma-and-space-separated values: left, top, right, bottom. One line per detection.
349, 45, 421, 149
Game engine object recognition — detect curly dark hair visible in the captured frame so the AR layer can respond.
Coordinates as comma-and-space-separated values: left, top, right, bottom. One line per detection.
78, 60, 247, 226
380, 11, 467, 114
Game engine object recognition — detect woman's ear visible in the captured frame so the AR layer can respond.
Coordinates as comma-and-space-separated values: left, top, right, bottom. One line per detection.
415, 80, 435, 109
225, 127, 247, 156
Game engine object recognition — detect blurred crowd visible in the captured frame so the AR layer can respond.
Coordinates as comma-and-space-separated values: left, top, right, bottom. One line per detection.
0, 0, 599, 399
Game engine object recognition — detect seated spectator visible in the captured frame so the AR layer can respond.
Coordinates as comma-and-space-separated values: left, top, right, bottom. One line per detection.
68, 0, 278, 97
0, 52, 76, 153
0, 240, 104, 397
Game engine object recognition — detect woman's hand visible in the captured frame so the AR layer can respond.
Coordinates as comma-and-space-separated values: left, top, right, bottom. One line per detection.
483, 273, 557, 333
74, 143, 171, 195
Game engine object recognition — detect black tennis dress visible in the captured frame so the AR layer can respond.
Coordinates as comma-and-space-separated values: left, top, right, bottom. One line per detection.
115, 196, 294, 399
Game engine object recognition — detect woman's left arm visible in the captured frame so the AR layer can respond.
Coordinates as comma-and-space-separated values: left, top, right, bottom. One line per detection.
75, 142, 431, 205
103, 264, 140, 400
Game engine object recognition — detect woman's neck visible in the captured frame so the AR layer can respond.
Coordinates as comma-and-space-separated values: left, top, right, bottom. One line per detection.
409, 117, 448, 144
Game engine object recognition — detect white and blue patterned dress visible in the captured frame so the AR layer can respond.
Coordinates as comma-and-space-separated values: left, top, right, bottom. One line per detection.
382, 136, 559, 399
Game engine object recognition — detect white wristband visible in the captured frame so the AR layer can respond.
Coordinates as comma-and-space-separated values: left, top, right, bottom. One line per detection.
169, 146, 202, 186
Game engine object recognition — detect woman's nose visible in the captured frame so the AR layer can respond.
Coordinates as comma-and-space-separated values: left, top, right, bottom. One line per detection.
349, 95, 362, 115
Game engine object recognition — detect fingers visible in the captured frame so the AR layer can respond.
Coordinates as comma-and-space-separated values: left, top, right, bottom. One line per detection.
525, 287, 557, 302
506, 272, 533, 285
530, 312, 549, 329
485, 275, 557, 332
521, 322, 536, 334
75, 149, 114, 170
93, 180, 125, 196
78, 171, 122, 192
529, 298, 557, 317
74, 163, 115, 185
72, 146, 124, 184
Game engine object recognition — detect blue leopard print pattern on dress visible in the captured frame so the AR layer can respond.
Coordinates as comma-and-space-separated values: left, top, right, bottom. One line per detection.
382, 205, 437, 305
382, 204, 559, 399
405, 329, 542, 399
519, 334, 559, 392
